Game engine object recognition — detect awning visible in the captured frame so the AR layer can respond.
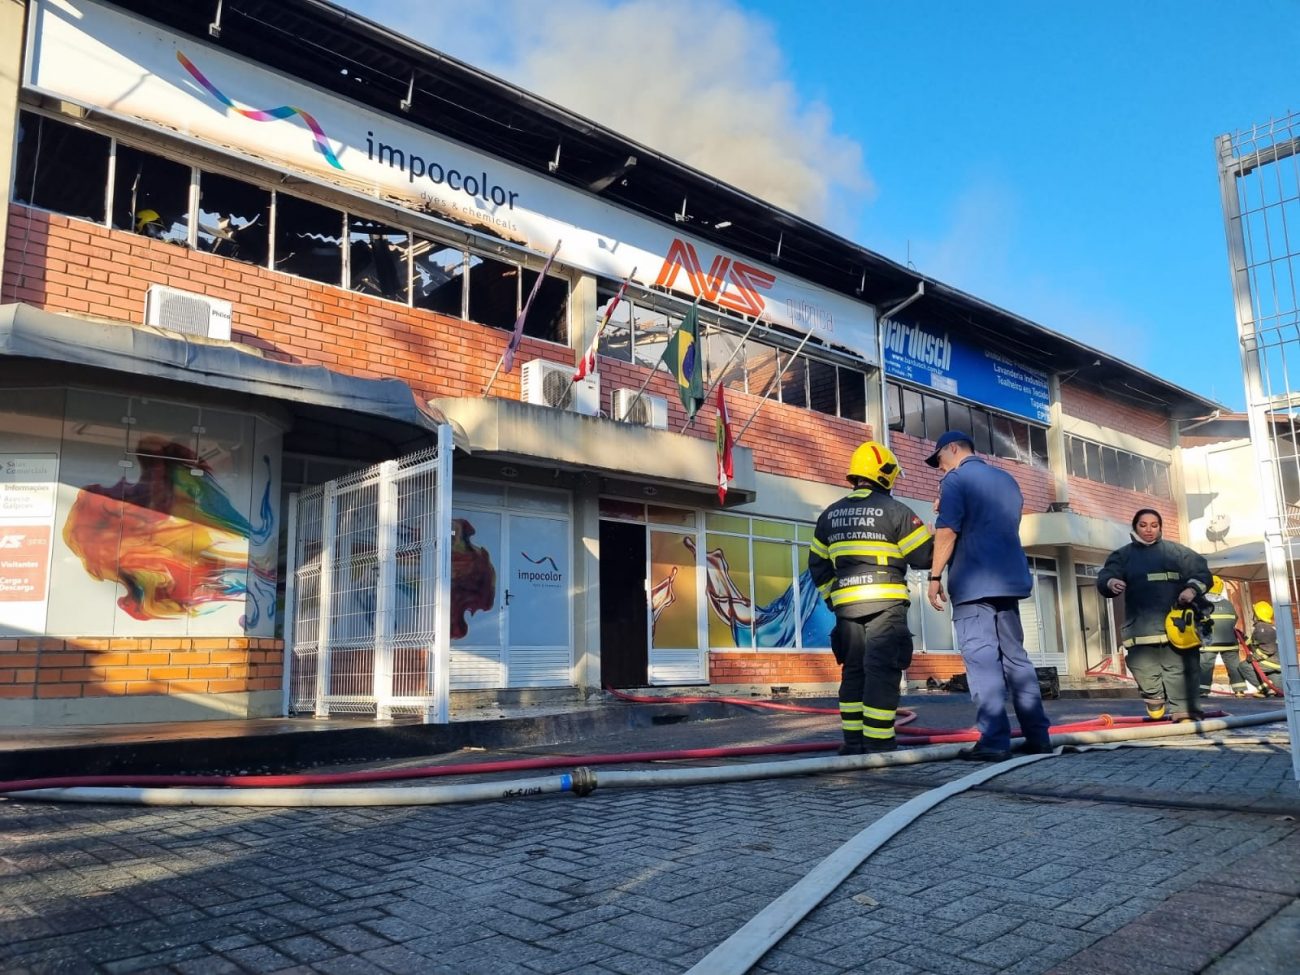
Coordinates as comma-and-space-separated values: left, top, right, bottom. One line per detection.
431, 395, 757, 504
0, 303, 468, 452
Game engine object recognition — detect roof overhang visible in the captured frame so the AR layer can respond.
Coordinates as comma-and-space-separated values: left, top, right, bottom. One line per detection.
431, 396, 756, 505
0, 302, 468, 454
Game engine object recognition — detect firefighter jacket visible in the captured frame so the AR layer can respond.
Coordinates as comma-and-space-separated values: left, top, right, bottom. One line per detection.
1097, 534, 1211, 646
1251, 620, 1278, 661
1204, 592, 1240, 648
809, 486, 934, 619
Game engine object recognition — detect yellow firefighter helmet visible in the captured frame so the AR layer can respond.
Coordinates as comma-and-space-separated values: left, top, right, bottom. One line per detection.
847, 441, 901, 491
1253, 600, 1275, 624
1209, 575, 1224, 595
134, 208, 163, 234
1165, 606, 1202, 651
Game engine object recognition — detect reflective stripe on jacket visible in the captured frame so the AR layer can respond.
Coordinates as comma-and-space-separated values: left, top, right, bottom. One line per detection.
809, 486, 934, 619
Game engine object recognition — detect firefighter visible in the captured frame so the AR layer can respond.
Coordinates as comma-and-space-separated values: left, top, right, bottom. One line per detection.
134, 208, 168, 239
1198, 577, 1250, 697
809, 441, 934, 755
1098, 508, 1212, 721
1248, 600, 1283, 694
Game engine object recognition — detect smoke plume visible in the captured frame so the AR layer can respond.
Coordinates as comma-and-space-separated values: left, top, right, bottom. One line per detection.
344, 0, 871, 228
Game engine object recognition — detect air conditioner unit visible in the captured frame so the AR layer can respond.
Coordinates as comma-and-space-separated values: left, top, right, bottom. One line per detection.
612, 388, 668, 429
144, 285, 233, 341
521, 359, 600, 416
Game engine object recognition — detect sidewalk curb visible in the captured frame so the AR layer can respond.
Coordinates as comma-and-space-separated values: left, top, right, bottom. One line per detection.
0, 700, 735, 780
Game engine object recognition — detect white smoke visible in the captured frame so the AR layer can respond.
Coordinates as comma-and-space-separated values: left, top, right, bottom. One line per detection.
343, 0, 872, 227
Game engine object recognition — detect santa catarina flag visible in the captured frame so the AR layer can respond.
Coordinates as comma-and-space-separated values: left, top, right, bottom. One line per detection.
715, 385, 734, 504
661, 305, 703, 417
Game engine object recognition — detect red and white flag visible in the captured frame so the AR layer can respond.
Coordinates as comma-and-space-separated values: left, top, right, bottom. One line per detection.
503, 239, 561, 373
573, 269, 635, 382
715, 385, 734, 504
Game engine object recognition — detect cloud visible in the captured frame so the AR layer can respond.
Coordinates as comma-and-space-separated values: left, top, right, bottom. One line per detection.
342, 0, 871, 227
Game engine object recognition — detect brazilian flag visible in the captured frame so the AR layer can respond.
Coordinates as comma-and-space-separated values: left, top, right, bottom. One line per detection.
661, 305, 704, 418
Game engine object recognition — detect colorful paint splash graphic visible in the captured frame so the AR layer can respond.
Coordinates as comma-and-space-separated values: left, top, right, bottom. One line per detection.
450, 518, 496, 640
684, 537, 834, 648
177, 51, 343, 170
63, 437, 275, 625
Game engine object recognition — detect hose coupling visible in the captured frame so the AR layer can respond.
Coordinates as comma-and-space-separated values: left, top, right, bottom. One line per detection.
569, 767, 597, 797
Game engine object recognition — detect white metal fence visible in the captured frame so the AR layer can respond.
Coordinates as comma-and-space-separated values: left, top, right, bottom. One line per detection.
1217, 113, 1300, 780
284, 427, 453, 722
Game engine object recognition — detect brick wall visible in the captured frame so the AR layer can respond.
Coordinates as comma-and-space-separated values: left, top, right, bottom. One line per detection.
709, 650, 967, 686
1066, 476, 1182, 542
890, 431, 1055, 514
3, 206, 868, 488
0, 637, 282, 700
1060, 383, 1173, 447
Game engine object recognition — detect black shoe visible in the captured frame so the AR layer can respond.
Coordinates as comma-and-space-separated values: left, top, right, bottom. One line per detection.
837, 742, 864, 756
862, 739, 898, 754
1012, 740, 1054, 755
957, 745, 1012, 762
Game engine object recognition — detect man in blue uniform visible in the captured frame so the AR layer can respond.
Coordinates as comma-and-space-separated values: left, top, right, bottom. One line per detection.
926, 430, 1052, 761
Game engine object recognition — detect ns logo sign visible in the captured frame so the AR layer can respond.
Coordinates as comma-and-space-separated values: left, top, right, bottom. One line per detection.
653, 239, 776, 317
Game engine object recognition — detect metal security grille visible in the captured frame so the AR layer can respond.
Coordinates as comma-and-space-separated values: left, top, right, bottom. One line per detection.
1217, 113, 1300, 780
284, 428, 453, 722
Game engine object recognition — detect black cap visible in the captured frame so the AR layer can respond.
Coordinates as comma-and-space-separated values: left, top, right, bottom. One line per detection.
924, 430, 975, 468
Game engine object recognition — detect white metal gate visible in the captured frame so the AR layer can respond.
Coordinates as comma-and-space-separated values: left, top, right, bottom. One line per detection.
1217, 113, 1300, 780
284, 428, 453, 722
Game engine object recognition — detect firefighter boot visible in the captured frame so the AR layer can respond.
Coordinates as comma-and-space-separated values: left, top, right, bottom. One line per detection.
838, 729, 864, 756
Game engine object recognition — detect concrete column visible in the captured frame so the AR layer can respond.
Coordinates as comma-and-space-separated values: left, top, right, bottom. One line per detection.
1054, 546, 1088, 682
0, 1, 28, 267
1046, 374, 1070, 506
573, 474, 602, 697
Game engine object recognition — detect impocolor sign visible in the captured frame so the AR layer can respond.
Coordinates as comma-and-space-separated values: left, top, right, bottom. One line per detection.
881, 318, 1050, 423
24, 0, 878, 362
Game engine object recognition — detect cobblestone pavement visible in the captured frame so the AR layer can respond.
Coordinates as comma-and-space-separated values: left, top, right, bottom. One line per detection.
1, 701, 1297, 974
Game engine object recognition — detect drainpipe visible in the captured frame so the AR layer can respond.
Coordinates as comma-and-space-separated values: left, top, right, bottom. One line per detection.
875, 282, 925, 447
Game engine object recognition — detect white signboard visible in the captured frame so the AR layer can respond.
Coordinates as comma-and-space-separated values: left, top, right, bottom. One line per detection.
0, 454, 59, 634
24, 0, 878, 362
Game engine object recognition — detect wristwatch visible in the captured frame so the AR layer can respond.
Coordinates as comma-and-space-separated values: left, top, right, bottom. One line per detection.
929, 574, 943, 582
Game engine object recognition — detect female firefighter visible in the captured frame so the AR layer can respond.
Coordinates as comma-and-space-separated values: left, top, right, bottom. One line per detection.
1098, 508, 1212, 721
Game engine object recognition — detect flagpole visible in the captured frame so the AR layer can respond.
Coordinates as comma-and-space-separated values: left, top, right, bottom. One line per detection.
733, 327, 816, 446
480, 355, 507, 398
481, 239, 561, 398
620, 296, 701, 422
681, 316, 761, 433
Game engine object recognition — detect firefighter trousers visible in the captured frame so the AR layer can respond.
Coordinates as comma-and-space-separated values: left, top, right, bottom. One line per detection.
1198, 646, 1251, 694
1126, 641, 1200, 718
837, 604, 912, 746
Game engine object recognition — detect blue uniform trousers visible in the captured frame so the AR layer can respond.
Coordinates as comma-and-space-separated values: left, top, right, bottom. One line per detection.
952, 597, 1051, 752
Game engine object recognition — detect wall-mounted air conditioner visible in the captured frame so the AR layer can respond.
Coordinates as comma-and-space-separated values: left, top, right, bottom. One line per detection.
612, 388, 668, 429
521, 359, 600, 416
145, 284, 233, 341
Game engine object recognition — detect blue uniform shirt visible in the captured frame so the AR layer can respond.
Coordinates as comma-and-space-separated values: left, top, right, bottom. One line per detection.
936, 456, 1033, 604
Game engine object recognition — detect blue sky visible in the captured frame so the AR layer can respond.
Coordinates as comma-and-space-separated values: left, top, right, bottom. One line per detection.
344, 1, 1299, 410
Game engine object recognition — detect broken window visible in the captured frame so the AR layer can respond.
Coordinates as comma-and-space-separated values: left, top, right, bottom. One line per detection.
808, 359, 837, 416
412, 239, 465, 316
631, 301, 674, 369
466, 253, 518, 330
12, 111, 109, 222
348, 216, 408, 303
196, 171, 270, 267
779, 355, 808, 408
519, 266, 568, 345
274, 193, 343, 286
111, 143, 191, 244
704, 325, 746, 392
594, 279, 633, 363
838, 368, 866, 422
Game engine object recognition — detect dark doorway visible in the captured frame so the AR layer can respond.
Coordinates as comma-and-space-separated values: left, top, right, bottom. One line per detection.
600, 520, 648, 688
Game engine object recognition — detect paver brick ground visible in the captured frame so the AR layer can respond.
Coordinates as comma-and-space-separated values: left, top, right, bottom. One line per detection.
1, 700, 1296, 974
